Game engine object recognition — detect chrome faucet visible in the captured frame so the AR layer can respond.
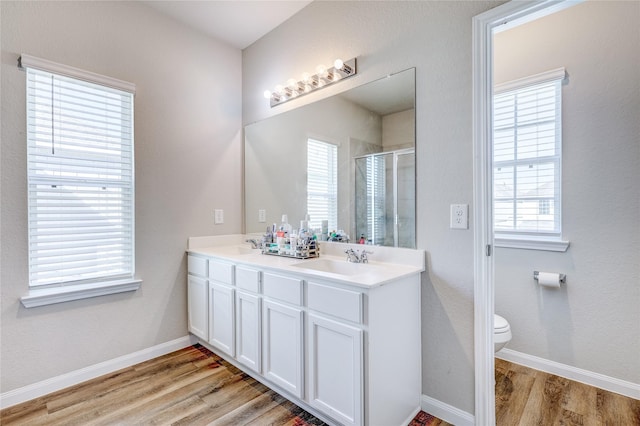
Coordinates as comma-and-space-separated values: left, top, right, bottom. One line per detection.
344, 249, 373, 263
245, 238, 262, 249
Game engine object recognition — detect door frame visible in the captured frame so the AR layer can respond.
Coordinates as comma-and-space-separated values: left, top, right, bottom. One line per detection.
471, 1, 579, 424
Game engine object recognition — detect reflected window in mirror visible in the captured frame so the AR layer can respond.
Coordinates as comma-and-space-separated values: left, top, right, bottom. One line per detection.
307, 138, 338, 232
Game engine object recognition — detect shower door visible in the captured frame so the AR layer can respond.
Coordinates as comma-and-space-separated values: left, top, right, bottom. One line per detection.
396, 150, 415, 248
354, 149, 415, 248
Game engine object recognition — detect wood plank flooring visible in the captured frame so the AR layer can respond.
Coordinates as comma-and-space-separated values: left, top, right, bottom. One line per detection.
0, 344, 443, 425
0, 345, 329, 425
4, 346, 636, 425
495, 358, 640, 425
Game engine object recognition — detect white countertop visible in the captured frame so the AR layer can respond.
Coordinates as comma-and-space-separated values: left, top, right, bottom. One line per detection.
187, 235, 425, 288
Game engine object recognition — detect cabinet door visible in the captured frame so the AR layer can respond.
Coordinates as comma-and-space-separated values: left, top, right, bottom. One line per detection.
308, 313, 363, 426
208, 282, 235, 357
187, 275, 208, 340
236, 291, 261, 373
262, 299, 304, 398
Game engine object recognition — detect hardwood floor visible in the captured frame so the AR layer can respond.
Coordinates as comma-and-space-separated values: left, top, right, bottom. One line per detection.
5, 346, 635, 425
495, 358, 640, 425
0, 344, 443, 425
0, 345, 329, 425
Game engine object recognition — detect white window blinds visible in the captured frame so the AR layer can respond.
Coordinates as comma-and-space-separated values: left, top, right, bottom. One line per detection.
25, 64, 135, 288
307, 139, 337, 232
493, 70, 564, 237
365, 154, 387, 246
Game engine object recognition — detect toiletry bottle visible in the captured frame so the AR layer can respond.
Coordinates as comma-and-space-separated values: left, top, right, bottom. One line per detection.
359, 234, 366, 244
279, 214, 292, 236
300, 214, 310, 238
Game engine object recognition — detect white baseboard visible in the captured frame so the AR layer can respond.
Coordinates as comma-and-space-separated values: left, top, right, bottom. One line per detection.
401, 405, 422, 426
421, 394, 474, 426
0, 335, 197, 410
497, 348, 640, 400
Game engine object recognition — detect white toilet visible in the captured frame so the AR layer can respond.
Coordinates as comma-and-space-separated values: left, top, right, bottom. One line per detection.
494, 314, 512, 353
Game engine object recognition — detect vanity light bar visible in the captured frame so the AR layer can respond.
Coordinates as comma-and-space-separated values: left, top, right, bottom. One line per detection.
264, 57, 357, 108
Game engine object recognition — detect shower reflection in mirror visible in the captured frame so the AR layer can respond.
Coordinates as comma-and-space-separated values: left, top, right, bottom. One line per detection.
354, 149, 415, 248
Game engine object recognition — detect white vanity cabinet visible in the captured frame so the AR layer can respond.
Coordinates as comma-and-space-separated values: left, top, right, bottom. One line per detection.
207, 259, 235, 357
186, 248, 422, 426
235, 266, 262, 373
262, 272, 305, 399
187, 255, 208, 340
307, 281, 364, 426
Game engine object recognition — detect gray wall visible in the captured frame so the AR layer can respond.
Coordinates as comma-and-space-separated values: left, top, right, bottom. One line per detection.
0, 1, 242, 392
494, 1, 640, 383
243, 0, 502, 413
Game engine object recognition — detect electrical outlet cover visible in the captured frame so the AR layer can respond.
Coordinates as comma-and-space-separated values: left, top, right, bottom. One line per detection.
214, 209, 224, 224
450, 204, 468, 229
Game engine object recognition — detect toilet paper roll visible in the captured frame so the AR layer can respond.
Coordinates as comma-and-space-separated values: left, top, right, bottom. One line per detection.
537, 272, 562, 288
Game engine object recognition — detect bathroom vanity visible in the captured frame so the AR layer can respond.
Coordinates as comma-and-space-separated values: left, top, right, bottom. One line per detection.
187, 235, 424, 426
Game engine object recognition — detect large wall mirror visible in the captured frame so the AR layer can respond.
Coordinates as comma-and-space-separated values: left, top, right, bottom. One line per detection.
245, 68, 416, 248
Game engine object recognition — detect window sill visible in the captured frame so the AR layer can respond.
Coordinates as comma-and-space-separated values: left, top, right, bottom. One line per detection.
495, 236, 569, 252
20, 278, 142, 308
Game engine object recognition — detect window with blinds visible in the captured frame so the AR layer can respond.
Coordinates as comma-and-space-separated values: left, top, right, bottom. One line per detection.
307, 139, 337, 232
493, 73, 563, 237
26, 66, 135, 288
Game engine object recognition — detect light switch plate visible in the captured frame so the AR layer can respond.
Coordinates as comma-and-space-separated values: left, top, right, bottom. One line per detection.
450, 204, 468, 229
258, 209, 266, 223
214, 209, 224, 224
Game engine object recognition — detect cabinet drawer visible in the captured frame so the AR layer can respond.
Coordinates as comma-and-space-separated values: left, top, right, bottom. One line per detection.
209, 259, 234, 285
236, 266, 261, 293
263, 273, 302, 306
308, 282, 363, 324
188, 255, 208, 277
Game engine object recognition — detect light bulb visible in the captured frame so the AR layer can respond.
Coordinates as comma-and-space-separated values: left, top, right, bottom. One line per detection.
263, 90, 272, 99
301, 72, 311, 83
334, 59, 344, 70
287, 78, 297, 89
316, 64, 327, 79
274, 84, 284, 94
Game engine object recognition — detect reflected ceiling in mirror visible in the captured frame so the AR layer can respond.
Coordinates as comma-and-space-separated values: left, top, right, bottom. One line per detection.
244, 68, 416, 247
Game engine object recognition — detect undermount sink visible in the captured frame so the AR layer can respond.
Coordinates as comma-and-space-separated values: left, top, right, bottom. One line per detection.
218, 245, 260, 255
291, 258, 368, 276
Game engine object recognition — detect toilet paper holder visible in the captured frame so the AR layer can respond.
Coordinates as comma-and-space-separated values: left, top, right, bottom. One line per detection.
533, 271, 566, 284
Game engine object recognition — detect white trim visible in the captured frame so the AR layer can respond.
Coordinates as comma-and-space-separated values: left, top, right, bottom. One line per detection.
420, 394, 474, 426
497, 349, 640, 400
19, 54, 136, 94
0, 335, 196, 409
21, 278, 142, 308
401, 406, 422, 426
495, 236, 570, 252
473, 2, 574, 425
493, 0, 585, 34
494, 67, 566, 93
472, 3, 497, 424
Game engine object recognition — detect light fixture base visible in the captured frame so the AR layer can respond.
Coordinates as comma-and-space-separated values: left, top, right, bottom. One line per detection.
269, 57, 357, 107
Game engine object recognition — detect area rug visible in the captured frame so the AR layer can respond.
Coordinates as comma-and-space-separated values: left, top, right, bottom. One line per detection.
408, 410, 442, 425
